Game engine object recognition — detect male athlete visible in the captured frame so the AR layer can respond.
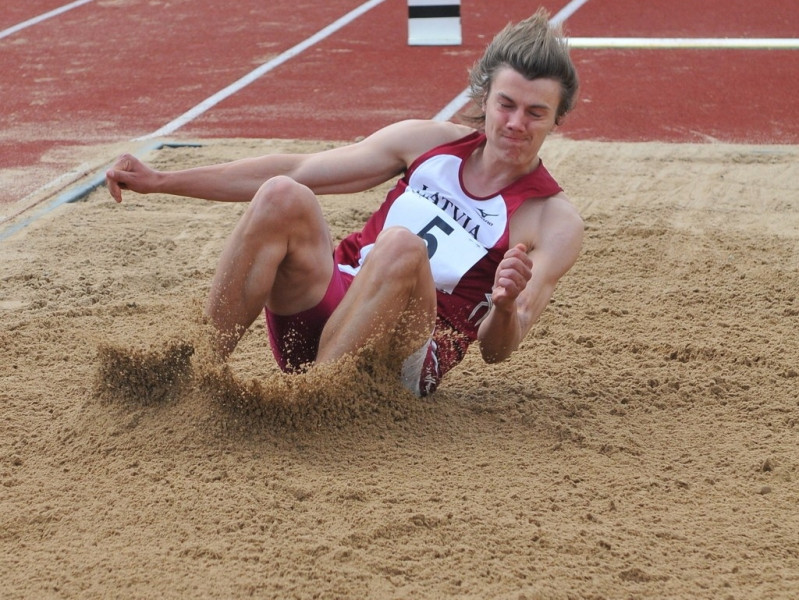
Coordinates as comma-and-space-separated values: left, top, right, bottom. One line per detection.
106, 9, 584, 396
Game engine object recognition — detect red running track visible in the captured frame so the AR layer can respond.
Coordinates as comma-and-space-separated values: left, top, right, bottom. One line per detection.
1, 0, 797, 206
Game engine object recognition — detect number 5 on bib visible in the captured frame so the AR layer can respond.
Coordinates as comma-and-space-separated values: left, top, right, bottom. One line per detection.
385, 191, 487, 294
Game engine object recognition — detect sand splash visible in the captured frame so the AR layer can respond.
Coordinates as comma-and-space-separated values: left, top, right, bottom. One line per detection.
95, 325, 424, 435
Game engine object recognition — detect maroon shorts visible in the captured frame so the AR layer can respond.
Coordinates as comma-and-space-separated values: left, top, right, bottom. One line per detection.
264, 267, 442, 396
264, 267, 354, 373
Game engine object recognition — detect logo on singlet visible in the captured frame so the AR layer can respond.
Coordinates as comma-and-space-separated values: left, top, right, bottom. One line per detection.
476, 208, 499, 225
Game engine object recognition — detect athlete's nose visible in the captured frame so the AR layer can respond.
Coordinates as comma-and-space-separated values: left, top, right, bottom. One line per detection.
506, 108, 525, 130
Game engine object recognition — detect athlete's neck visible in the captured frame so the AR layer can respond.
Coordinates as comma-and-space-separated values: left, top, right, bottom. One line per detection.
463, 144, 540, 197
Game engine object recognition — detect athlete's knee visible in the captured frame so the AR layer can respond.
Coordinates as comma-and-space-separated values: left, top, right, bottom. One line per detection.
376, 226, 427, 254
246, 176, 316, 228
257, 175, 307, 200
372, 227, 429, 275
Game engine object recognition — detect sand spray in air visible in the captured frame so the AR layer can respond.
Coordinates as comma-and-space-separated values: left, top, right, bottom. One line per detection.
93, 299, 426, 431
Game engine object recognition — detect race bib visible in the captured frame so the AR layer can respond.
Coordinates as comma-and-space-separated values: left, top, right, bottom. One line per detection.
384, 190, 487, 293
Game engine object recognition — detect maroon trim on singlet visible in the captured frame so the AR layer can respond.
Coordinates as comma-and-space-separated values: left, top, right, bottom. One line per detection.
332, 131, 564, 383
406, 131, 563, 201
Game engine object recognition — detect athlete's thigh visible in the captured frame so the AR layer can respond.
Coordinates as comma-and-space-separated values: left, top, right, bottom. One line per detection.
262, 178, 336, 315
359, 228, 438, 348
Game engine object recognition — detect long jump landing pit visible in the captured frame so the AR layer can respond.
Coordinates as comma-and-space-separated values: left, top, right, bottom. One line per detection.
1, 135, 797, 599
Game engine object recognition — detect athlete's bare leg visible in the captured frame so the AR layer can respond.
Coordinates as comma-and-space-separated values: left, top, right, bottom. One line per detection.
316, 227, 437, 365
205, 176, 334, 358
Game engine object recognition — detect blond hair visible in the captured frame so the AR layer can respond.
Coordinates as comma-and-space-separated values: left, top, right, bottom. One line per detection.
464, 8, 578, 126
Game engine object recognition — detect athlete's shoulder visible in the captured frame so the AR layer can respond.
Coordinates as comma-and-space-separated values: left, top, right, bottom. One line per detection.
510, 192, 583, 250
387, 118, 473, 139
546, 192, 583, 225
374, 120, 475, 164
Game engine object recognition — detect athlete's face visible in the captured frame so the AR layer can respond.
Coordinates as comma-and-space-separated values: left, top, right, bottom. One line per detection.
483, 67, 561, 168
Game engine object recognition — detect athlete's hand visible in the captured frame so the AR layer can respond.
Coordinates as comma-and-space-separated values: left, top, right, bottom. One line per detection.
491, 243, 532, 311
106, 154, 160, 203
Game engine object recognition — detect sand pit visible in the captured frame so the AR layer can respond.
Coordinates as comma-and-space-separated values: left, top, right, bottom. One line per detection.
1, 137, 797, 598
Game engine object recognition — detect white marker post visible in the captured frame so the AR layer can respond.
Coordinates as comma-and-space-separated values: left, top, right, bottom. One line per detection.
408, 0, 461, 46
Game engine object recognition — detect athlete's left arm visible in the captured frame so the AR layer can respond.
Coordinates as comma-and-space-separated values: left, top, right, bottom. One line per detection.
477, 193, 584, 363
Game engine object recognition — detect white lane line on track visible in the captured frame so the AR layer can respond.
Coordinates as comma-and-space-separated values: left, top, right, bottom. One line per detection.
0, 142, 201, 242
433, 0, 591, 122
1, 0, 387, 240
568, 37, 799, 49
549, 0, 592, 24
0, 0, 94, 41
137, 0, 387, 140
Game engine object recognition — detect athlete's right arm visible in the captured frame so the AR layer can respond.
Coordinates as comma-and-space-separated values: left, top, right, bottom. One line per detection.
106, 120, 472, 203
